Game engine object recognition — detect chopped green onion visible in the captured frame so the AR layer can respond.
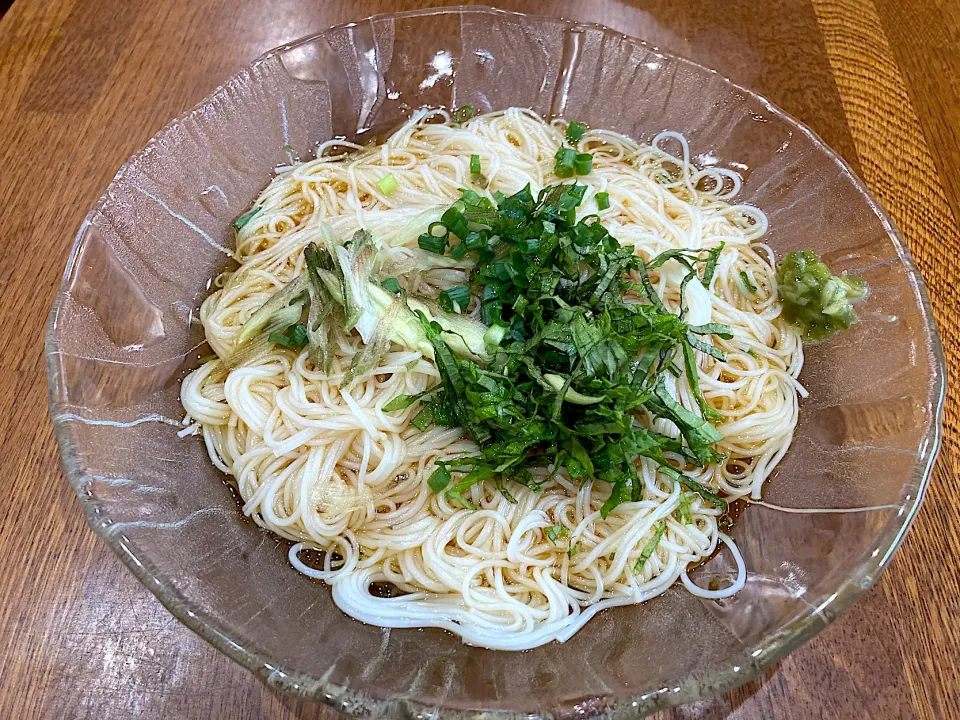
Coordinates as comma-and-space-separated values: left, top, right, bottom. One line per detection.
574, 152, 593, 176
441, 206, 469, 239
566, 121, 587, 143
377, 173, 399, 195
439, 284, 471, 313
428, 222, 448, 238
382, 277, 402, 294
418, 232, 447, 254
452, 105, 474, 123
463, 232, 485, 250
739, 270, 758, 294
469, 153, 488, 188
554, 147, 576, 178
595, 191, 610, 211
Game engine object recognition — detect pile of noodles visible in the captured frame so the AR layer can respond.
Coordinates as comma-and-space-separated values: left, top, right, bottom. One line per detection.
180, 108, 803, 650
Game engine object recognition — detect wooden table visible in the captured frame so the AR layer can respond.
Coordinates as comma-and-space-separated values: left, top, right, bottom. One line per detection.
1, 0, 957, 718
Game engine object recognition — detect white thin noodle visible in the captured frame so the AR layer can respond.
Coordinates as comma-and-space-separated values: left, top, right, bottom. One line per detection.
181, 108, 802, 650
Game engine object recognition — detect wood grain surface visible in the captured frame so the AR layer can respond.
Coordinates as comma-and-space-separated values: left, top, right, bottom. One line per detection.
0, 0, 957, 718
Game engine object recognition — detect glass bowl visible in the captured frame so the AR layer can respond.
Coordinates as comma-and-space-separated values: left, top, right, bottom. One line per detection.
45, 6, 946, 718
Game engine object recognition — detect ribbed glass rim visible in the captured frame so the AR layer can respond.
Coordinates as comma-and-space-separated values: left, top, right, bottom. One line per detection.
45, 6, 947, 718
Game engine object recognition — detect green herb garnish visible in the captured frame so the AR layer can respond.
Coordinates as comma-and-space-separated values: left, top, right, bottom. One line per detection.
495, 475, 517, 504
633, 521, 667, 574
574, 152, 593, 176
382, 277, 402, 294
469, 153, 489, 188
411, 406, 434, 431
389, 182, 730, 516
231, 207, 260, 231
554, 147, 577, 178
566, 121, 587, 143
225, 221, 494, 389
383, 390, 433, 412
595, 192, 610, 211
428, 465, 452, 493
452, 105, 474, 123
739, 270, 758, 294
439, 284, 471, 313
269, 322, 308, 350
418, 232, 447, 254
777, 250, 868, 341
545, 524, 568, 544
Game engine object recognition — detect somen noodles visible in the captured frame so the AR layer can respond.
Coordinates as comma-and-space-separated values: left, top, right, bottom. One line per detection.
181, 107, 808, 650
